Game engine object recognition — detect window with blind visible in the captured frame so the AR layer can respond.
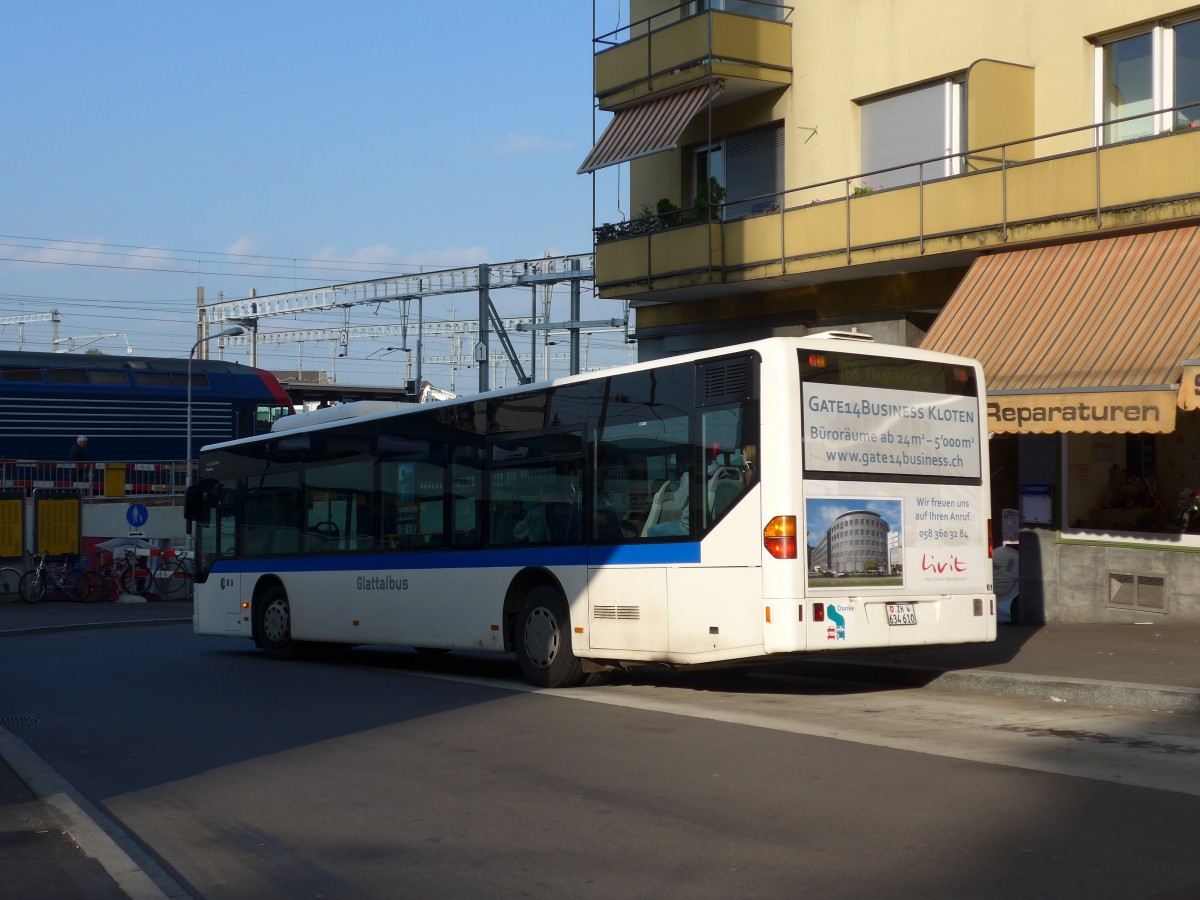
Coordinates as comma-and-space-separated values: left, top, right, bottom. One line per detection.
692, 122, 784, 220
859, 79, 964, 190
689, 0, 788, 22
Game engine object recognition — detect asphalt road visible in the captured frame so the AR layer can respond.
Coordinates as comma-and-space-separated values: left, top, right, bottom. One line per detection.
3, 624, 1199, 899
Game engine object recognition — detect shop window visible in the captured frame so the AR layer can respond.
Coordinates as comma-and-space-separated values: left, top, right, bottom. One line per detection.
1065, 411, 1200, 537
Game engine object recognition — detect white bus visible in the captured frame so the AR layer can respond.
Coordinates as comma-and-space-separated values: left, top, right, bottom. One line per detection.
187, 334, 995, 687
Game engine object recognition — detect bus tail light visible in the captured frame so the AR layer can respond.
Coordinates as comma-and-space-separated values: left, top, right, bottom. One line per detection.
764, 516, 797, 559
987, 519, 994, 558
813, 603, 825, 622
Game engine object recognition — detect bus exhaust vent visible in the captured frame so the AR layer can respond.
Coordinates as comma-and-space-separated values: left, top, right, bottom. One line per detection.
697, 356, 756, 407
594, 605, 640, 620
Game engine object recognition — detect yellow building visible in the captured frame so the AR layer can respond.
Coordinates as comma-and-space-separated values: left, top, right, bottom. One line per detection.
582, 0, 1200, 625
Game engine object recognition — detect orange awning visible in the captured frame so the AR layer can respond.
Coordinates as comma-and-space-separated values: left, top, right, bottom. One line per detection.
922, 228, 1200, 434
578, 84, 716, 174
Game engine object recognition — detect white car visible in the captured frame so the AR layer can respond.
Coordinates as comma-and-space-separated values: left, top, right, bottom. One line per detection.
992, 545, 1019, 624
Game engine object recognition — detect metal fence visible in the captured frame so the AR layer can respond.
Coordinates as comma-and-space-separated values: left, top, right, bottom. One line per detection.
0, 459, 188, 500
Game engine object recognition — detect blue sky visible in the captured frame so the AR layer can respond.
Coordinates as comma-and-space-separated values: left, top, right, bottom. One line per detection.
0, 2, 631, 389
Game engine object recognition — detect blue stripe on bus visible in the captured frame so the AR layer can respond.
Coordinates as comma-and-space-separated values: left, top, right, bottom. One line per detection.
208, 541, 702, 574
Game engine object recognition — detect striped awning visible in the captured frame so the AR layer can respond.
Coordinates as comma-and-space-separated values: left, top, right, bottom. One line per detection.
578, 83, 715, 174
922, 227, 1200, 434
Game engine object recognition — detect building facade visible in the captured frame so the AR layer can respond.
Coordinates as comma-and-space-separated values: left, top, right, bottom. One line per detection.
811, 510, 890, 576
583, 0, 1200, 624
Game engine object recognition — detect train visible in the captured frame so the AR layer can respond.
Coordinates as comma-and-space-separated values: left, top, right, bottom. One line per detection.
0, 350, 293, 462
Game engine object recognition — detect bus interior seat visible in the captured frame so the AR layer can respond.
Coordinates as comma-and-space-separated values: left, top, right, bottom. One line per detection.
708, 467, 743, 519
268, 527, 300, 556
656, 499, 683, 523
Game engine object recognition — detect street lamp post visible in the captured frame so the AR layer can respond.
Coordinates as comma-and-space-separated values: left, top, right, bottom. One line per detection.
186, 325, 245, 491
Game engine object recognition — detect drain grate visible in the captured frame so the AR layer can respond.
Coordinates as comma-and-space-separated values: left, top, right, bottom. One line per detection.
0, 715, 41, 726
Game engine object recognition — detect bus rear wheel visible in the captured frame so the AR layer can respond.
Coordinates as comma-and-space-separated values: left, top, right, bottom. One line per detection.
515, 586, 587, 688
257, 586, 301, 660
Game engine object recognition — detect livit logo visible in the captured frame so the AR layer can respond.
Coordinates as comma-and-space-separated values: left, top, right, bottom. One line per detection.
921, 553, 967, 574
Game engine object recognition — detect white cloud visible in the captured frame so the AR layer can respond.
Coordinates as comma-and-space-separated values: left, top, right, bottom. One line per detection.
403, 245, 492, 268
224, 237, 259, 257
309, 244, 492, 271
2, 239, 173, 272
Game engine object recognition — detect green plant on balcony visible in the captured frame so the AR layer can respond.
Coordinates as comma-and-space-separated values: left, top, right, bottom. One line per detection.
656, 197, 683, 228
692, 177, 727, 220
593, 183, 728, 244
851, 180, 878, 196
594, 198, 690, 243
595, 204, 657, 243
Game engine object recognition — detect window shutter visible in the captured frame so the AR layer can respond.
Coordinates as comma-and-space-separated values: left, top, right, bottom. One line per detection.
860, 82, 949, 189
724, 123, 784, 219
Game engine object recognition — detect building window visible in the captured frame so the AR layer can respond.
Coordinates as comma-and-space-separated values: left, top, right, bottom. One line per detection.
859, 78, 965, 190
1096, 16, 1200, 143
1174, 19, 1200, 125
1100, 31, 1155, 142
1109, 573, 1166, 611
688, 1, 788, 22
691, 122, 783, 220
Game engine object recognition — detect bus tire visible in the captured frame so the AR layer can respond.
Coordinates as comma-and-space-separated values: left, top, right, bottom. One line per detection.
515, 586, 586, 688
257, 586, 301, 660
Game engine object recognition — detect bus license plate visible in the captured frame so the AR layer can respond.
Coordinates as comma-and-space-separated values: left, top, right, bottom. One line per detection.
887, 603, 917, 626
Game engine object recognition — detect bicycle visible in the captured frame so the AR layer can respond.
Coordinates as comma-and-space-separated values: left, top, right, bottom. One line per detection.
90, 548, 152, 601
0, 564, 23, 601
151, 552, 193, 600
19, 551, 93, 604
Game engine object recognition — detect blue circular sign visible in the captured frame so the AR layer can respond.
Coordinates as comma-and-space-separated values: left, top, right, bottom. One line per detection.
126, 503, 149, 529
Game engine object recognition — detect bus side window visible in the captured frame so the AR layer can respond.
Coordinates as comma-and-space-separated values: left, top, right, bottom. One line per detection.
451, 446, 481, 547
701, 405, 758, 529
498, 467, 581, 545
243, 474, 301, 556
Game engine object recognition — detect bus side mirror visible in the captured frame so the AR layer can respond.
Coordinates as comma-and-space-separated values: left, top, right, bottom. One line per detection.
184, 482, 217, 523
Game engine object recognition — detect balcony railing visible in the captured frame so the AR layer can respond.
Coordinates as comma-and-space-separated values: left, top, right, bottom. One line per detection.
594, 105, 1200, 292
593, 0, 793, 104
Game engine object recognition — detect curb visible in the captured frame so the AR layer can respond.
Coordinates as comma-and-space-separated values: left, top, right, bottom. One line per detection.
0, 617, 191, 638
0, 727, 190, 899
781, 658, 1200, 714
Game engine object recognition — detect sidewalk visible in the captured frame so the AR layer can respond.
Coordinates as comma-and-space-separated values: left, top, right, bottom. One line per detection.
789, 622, 1200, 714
1, 597, 193, 899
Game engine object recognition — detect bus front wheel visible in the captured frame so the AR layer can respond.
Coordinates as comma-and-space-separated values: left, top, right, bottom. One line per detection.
257, 586, 301, 660
515, 586, 586, 689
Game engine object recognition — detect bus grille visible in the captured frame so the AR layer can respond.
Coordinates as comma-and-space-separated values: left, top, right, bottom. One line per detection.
593, 605, 640, 620
696, 355, 755, 406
